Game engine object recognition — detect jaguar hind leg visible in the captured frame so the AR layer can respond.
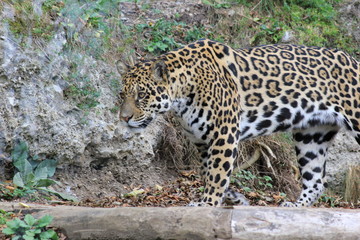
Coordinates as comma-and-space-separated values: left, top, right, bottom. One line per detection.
281, 125, 339, 207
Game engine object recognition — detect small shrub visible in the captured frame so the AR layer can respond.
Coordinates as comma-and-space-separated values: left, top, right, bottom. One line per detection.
136, 19, 185, 53
12, 141, 58, 189
0, 210, 13, 225
318, 194, 338, 207
136, 18, 214, 54
232, 169, 274, 192
251, 21, 285, 45
9, 140, 78, 202
2, 214, 58, 240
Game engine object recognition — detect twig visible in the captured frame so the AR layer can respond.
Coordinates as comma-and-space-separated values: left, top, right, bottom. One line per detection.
260, 148, 276, 176
237, 147, 261, 171
251, 0, 263, 12
258, 142, 277, 159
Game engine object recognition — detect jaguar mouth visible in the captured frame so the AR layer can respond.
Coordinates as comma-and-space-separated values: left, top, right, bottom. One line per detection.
128, 116, 154, 128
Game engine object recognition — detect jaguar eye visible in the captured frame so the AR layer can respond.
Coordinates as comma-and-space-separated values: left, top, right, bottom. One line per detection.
138, 92, 146, 99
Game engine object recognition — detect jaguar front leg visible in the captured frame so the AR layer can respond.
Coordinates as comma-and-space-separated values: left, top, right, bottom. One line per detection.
194, 143, 210, 182
200, 137, 239, 206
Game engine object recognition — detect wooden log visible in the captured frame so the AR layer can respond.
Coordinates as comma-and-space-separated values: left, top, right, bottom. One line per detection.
0, 203, 359, 240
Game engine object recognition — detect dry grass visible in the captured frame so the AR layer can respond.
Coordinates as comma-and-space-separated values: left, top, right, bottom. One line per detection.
156, 113, 199, 171
158, 113, 301, 199
235, 135, 300, 200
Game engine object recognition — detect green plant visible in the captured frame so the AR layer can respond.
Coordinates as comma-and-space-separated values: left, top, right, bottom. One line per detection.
63, 59, 100, 111
258, 175, 273, 189
10, 141, 78, 202
0, 210, 13, 225
42, 0, 64, 13
2, 214, 58, 240
318, 194, 338, 207
245, 0, 357, 54
136, 18, 215, 53
232, 170, 274, 192
185, 26, 213, 42
252, 21, 284, 44
145, 36, 178, 53
60, 0, 126, 59
7, 0, 56, 44
12, 141, 58, 189
0, 185, 34, 200
136, 19, 185, 53
202, 0, 231, 9
67, 80, 100, 110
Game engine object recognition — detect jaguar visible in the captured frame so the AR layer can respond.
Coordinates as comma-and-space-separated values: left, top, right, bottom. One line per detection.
117, 39, 360, 207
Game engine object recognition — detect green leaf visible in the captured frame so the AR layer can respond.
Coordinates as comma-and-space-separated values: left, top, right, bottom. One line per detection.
243, 187, 252, 192
44, 189, 79, 202
35, 179, 58, 188
146, 46, 154, 52
2, 227, 15, 235
24, 235, 35, 240
15, 158, 33, 179
5, 217, 22, 229
25, 229, 36, 237
263, 176, 272, 182
36, 215, 53, 228
13, 172, 25, 188
40, 229, 59, 240
34, 167, 48, 180
11, 141, 29, 168
36, 159, 58, 177
24, 214, 36, 226
19, 219, 30, 229
24, 172, 36, 187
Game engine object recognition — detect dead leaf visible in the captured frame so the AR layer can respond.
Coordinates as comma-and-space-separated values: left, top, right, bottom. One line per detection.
19, 202, 30, 208
123, 188, 145, 198
248, 192, 258, 198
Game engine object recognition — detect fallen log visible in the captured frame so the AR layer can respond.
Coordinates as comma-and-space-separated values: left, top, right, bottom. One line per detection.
0, 202, 359, 240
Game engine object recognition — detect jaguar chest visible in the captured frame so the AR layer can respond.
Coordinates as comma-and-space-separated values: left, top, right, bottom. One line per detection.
171, 98, 214, 145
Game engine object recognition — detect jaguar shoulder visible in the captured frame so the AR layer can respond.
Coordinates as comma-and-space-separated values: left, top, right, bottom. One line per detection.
118, 39, 360, 207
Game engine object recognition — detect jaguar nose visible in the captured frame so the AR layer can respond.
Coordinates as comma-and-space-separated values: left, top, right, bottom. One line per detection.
120, 115, 133, 123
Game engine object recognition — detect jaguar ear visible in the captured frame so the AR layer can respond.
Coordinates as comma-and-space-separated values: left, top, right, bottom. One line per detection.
116, 60, 130, 75
152, 60, 168, 83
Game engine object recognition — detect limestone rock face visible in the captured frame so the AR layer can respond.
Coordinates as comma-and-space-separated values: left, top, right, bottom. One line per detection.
327, 131, 360, 193
0, 31, 161, 164
338, 0, 360, 43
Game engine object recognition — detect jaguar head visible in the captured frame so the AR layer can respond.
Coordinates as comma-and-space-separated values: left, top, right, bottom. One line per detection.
117, 59, 172, 128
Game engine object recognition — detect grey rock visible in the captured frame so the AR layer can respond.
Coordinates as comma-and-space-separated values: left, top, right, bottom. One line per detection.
327, 130, 360, 193
281, 31, 296, 43
338, 0, 360, 42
